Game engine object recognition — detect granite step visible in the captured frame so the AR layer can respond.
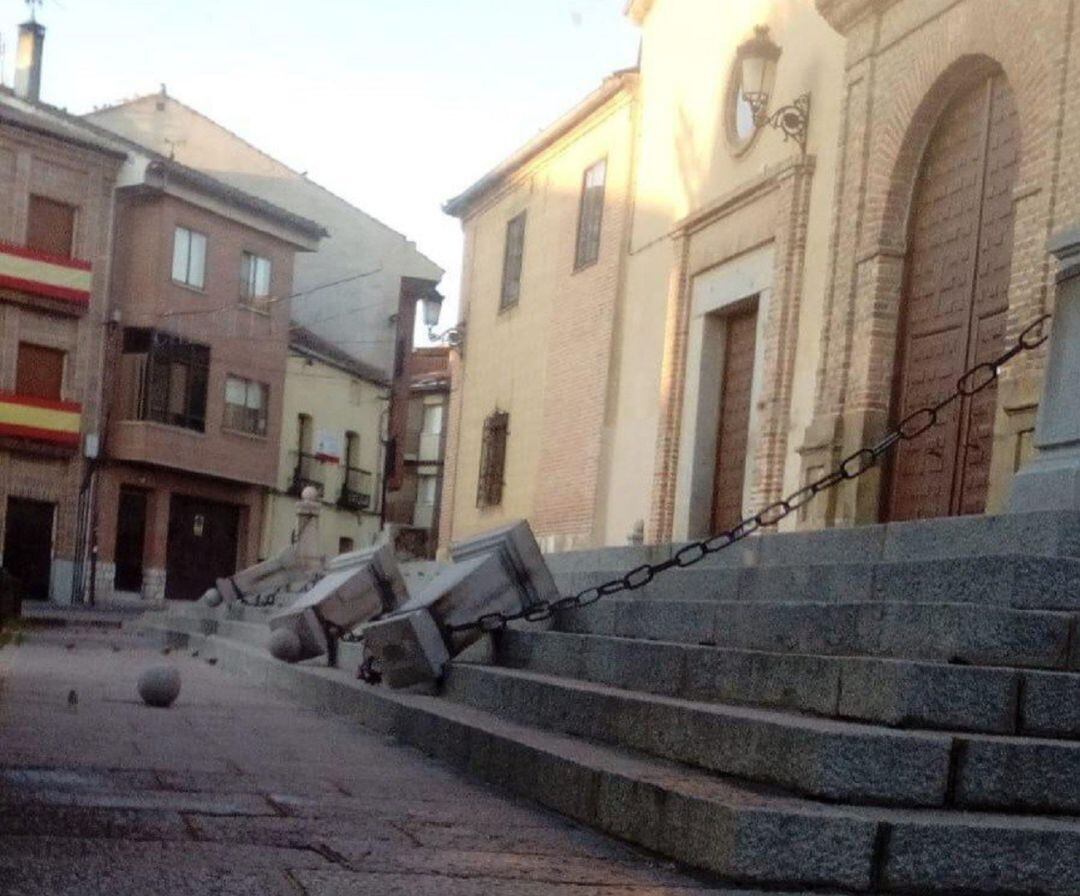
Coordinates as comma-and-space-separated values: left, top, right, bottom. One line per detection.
555, 597, 1079, 670
161, 624, 1080, 894
553, 554, 1080, 612
544, 510, 1080, 577
496, 628, 1080, 739
445, 662, 1080, 813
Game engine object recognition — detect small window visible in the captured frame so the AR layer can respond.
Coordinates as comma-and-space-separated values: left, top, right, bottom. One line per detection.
338, 536, 355, 554
476, 410, 509, 508
16, 343, 64, 400
500, 212, 526, 308
574, 159, 607, 271
421, 403, 444, 435
240, 251, 272, 304
223, 375, 268, 435
417, 474, 438, 506
172, 226, 207, 289
27, 195, 76, 259
344, 431, 359, 468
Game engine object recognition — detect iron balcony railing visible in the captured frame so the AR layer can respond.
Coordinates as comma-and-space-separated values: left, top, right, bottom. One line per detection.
289, 451, 324, 497
338, 465, 373, 511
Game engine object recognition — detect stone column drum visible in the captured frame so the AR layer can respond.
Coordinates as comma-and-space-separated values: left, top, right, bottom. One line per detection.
1010, 228, 1080, 512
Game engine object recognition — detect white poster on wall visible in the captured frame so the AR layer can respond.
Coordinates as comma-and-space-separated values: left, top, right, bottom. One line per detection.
315, 429, 342, 464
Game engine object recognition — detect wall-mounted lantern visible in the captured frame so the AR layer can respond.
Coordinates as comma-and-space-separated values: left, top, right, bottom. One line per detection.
736, 26, 811, 154
420, 289, 465, 349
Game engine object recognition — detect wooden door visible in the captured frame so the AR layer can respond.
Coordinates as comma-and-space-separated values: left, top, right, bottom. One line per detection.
114, 488, 148, 593
3, 498, 55, 600
711, 304, 758, 532
885, 73, 1020, 522
165, 495, 240, 601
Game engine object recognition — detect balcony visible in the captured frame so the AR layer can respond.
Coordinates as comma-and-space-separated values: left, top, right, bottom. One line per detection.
0, 242, 92, 309
338, 465, 374, 512
0, 392, 81, 450
288, 451, 324, 497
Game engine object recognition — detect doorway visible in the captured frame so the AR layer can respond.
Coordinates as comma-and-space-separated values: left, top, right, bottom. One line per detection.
114, 488, 148, 593
711, 304, 759, 532
3, 498, 55, 600
885, 72, 1020, 521
165, 494, 240, 601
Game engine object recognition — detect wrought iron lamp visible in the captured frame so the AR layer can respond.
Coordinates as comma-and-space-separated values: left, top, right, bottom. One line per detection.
421, 289, 465, 348
736, 26, 811, 153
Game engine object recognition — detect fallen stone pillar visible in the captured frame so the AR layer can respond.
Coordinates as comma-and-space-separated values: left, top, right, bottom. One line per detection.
268, 542, 410, 665
1010, 229, 1080, 512
360, 520, 558, 688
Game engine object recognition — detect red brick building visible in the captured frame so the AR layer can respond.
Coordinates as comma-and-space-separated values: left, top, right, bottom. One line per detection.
93, 157, 324, 602
0, 93, 125, 603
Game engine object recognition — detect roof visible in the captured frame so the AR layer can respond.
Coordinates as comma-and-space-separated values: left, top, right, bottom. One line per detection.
289, 324, 389, 385
0, 89, 325, 241
443, 69, 638, 218
0, 91, 127, 160
134, 158, 328, 241
89, 90, 439, 272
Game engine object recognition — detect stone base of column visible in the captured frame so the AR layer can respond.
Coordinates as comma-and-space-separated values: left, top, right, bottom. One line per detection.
1009, 445, 1080, 513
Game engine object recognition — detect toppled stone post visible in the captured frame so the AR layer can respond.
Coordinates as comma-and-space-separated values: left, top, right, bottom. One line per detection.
212, 487, 325, 607
360, 520, 558, 688
267, 542, 410, 665
1010, 229, 1080, 512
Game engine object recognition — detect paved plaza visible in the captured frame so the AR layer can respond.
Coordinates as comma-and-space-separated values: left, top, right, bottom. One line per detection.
0, 628, 732, 896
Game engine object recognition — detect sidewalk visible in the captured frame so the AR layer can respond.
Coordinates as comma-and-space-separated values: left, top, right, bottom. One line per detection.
0, 631, 738, 895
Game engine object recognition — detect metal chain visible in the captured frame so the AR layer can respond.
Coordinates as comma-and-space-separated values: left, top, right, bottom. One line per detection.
445, 314, 1052, 636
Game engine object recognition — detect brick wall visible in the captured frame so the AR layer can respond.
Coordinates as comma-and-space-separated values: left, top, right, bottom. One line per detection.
0, 116, 121, 597
441, 82, 637, 551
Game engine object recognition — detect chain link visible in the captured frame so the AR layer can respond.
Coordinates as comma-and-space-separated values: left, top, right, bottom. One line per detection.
445, 313, 1052, 635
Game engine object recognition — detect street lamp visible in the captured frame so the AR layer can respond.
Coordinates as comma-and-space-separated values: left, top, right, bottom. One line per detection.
735, 26, 811, 153
420, 289, 465, 348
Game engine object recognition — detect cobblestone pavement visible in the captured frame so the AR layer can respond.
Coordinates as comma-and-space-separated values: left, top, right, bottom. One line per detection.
0, 630, 732, 895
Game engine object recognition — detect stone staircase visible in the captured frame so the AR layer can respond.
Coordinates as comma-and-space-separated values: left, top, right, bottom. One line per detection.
137, 509, 1080, 894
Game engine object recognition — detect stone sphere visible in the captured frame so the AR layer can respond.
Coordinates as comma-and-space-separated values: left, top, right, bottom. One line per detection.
268, 628, 303, 663
137, 666, 181, 708
201, 587, 223, 607
300, 485, 319, 502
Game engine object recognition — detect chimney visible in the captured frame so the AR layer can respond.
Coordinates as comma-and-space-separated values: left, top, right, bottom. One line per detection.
14, 20, 45, 102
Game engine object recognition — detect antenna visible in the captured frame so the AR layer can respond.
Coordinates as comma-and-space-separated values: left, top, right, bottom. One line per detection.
26, 0, 44, 22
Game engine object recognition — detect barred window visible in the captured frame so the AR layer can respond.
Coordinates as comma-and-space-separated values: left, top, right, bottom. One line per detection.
574, 158, 607, 270
476, 410, 509, 508
500, 212, 526, 308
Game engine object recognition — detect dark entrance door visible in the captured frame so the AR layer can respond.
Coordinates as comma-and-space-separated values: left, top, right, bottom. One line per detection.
885, 73, 1020, 522
3, 498, 55, 600
165, 495, 240, 601
114, 488, 148, 593
711, 303, 758, 532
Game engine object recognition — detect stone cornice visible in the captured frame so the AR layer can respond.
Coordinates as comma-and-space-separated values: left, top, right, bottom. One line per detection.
624, 0, 654, 25
815, 0, 898, 34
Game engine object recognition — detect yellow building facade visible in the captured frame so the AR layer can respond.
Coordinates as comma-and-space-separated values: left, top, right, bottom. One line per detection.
260, 326, 387, 560
443, 0, 1067, 549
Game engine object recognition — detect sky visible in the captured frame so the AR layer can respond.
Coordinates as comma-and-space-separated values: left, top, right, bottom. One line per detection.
0, 0, 641, 329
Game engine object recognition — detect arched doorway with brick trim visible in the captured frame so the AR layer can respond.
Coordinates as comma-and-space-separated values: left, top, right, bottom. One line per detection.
882, 67, 1021, 521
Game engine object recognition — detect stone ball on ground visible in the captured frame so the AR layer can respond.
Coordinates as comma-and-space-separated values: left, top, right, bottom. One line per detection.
268, 627, 302, 663
137, 666, 181, 708
201, 587, 223, 607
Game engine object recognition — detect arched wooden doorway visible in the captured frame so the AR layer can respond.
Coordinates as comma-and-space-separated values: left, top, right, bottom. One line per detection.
883, 71, 1020, 522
